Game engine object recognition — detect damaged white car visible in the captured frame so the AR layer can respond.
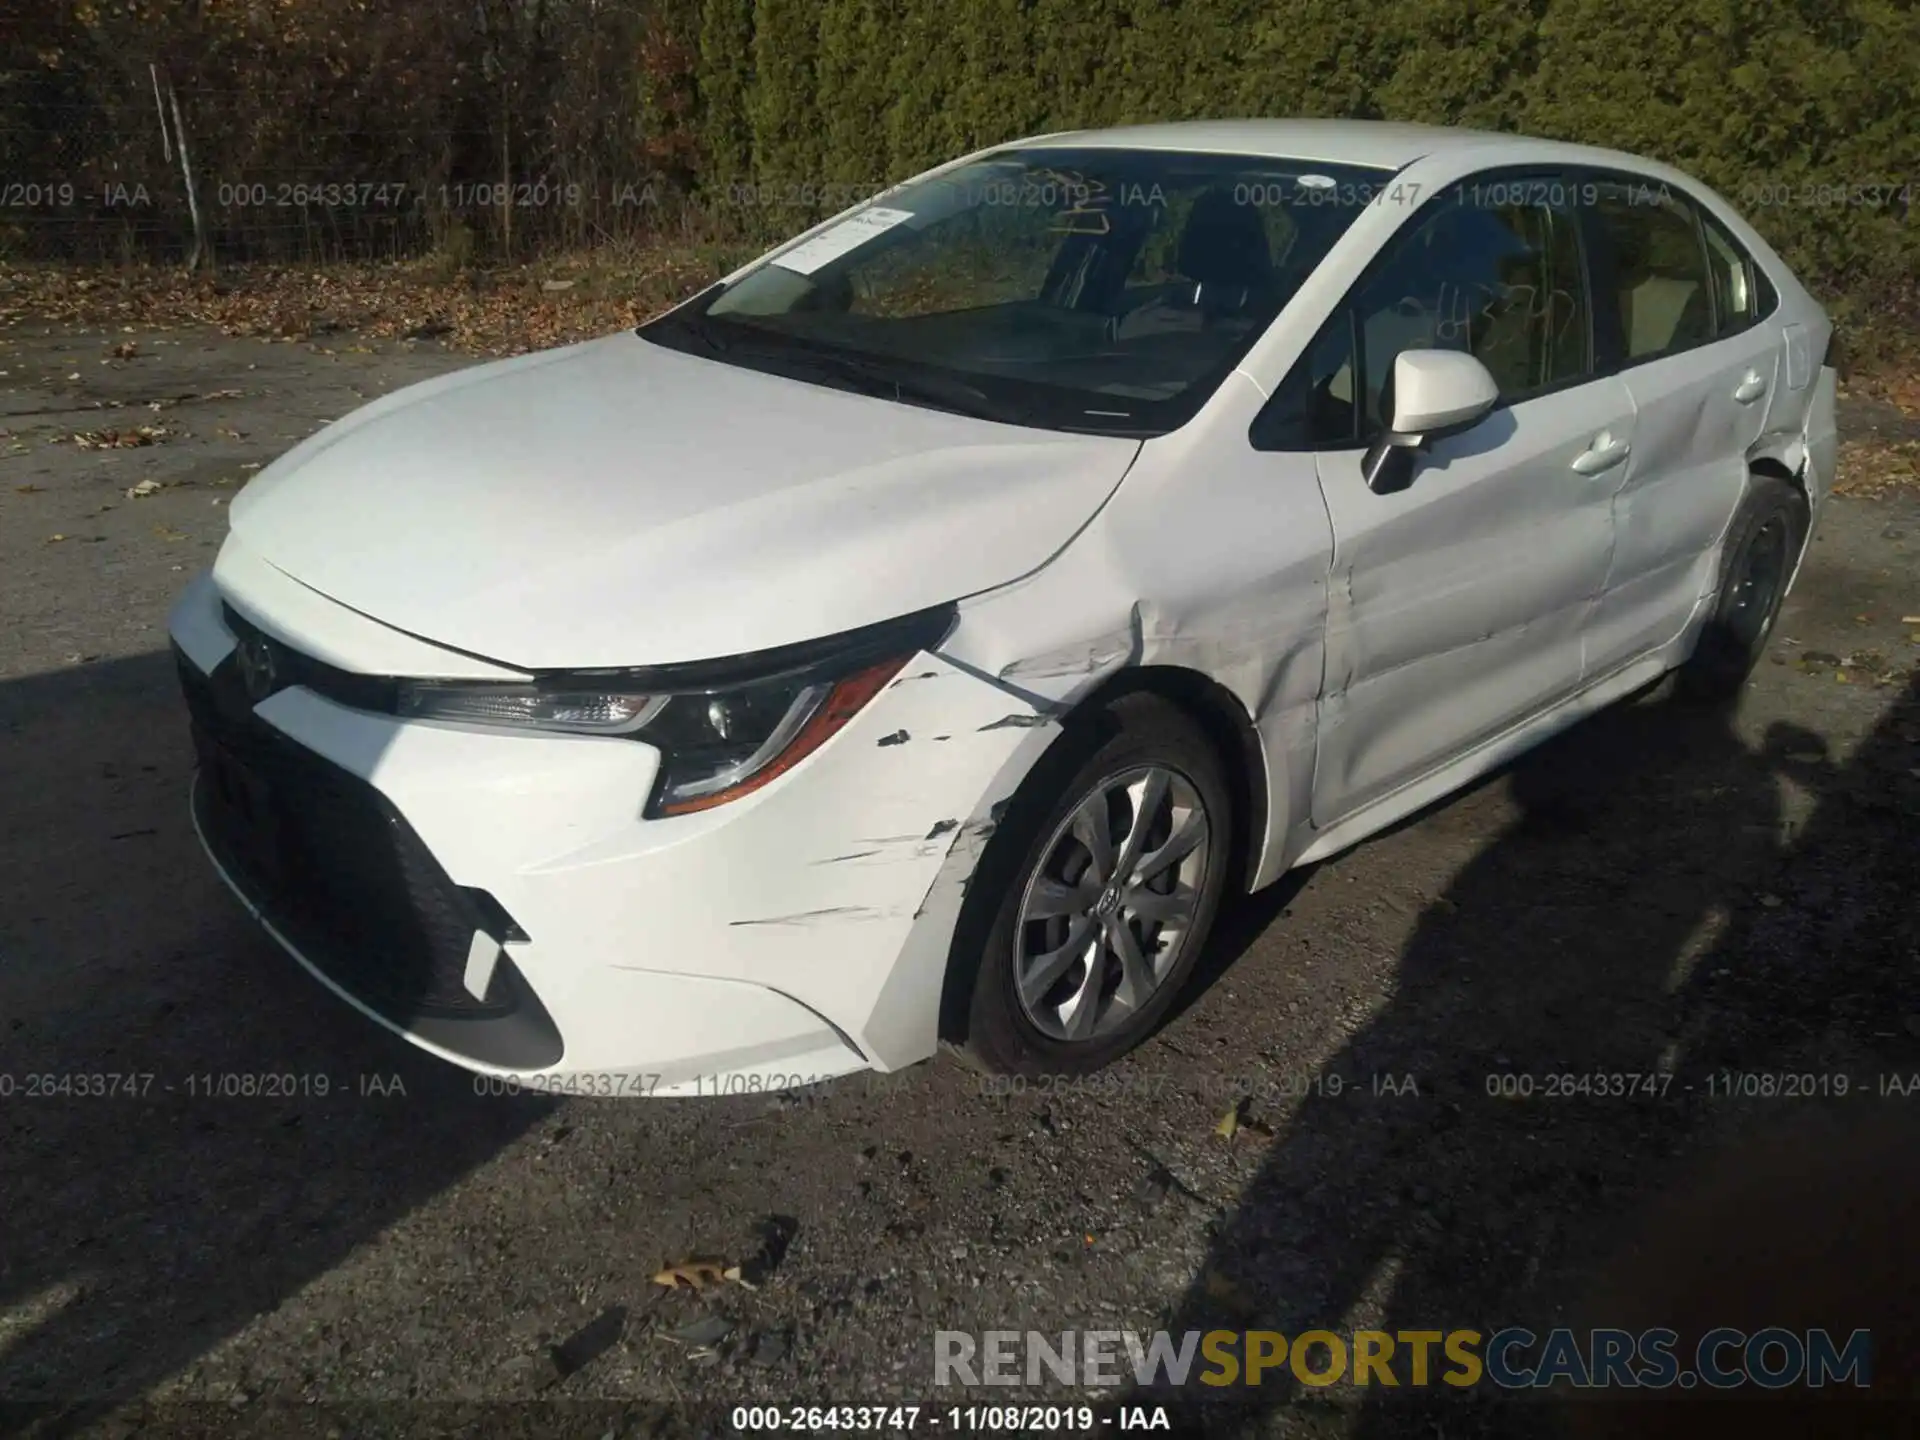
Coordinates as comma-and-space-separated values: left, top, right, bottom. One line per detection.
170, 120, 1839, 1091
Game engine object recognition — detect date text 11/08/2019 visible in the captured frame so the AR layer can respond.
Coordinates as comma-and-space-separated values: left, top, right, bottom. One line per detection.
730, 1406, 1172, 1431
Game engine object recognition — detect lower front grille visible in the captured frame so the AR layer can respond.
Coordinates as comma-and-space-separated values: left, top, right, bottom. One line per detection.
178, 644, 563, 1069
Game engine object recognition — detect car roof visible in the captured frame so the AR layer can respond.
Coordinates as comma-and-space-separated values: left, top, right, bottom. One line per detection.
1007, 119, 1628, 174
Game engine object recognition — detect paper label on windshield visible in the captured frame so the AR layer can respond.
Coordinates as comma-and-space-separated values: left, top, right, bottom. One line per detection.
770, 206, 914, 275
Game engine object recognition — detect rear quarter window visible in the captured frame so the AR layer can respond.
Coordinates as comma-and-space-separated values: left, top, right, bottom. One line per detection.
1701, 215, 1772, 335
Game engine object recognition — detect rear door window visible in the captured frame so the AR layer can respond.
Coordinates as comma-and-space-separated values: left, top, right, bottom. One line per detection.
1589, 182, 1714, 361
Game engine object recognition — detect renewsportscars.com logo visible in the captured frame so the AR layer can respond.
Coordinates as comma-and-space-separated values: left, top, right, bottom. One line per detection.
933, 1327, 1874, 1391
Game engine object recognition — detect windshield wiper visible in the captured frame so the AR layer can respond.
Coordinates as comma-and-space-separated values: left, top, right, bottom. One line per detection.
780, 348, 1006, 420
645, 309, 730, 354
646, 315, 1023, 423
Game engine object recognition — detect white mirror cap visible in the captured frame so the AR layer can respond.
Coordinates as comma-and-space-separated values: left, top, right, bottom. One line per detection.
1392, 349, 1499, 435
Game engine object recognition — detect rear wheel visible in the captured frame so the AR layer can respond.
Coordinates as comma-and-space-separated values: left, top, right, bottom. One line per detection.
950, 693, 1233, 1077
1676, 475, 1808, 703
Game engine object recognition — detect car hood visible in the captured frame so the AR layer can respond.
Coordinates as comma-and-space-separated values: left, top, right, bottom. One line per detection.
229, 332, 1139, 669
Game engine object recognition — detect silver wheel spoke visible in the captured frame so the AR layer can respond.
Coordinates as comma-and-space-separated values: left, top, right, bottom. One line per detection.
1060, 933, 1107, 1040
1125, 882, 1198, 928
1112, 768, 1171, 882
1108, 918, 1156, 1010
1020, 914, 1094, 1007
1012, 763, 1213, 1045
1132, 808, 1207, 886
1025, 877, 1082, 920
1069, 794, 1116, 885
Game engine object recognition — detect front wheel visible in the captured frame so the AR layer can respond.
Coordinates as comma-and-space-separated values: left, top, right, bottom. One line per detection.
950, 693, 1234, 1077
1676, 475, 1808, 703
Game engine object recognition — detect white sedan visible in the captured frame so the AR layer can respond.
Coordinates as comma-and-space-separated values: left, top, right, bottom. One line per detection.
169, 120, 1839, 1092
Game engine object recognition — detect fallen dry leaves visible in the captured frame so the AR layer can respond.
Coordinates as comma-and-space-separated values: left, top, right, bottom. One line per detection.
649, 1217, 795, 1295
1, 252, 749, 358
1834, 438, 1920, 498
1853, 368, 1920, 418
1213, 1097, 1275, 1142
1794, 647, 1911, 687
650, 1258, 753, 1292
70, 424, 176, 450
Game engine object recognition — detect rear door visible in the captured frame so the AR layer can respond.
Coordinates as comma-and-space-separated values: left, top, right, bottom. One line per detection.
1578, 175, 1784, 679
1257, 175, 1633, 826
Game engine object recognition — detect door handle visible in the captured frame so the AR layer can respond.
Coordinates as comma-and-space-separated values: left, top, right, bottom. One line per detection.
1733, 370, 1769, 404
1570, 434, 1631, 475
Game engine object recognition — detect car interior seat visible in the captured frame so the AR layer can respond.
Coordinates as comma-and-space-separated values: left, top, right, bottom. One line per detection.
1172, 186, 1275, 318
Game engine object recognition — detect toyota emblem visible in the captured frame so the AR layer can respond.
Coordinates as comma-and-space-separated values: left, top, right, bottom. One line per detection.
236, 634, 278, 701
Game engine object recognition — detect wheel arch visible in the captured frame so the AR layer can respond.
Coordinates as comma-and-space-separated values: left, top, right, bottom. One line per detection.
1052, 663, 1269, 896
933, 661, 1267, 1057
1748, 452, 1805, 504
933, 662, 1270, 1048
1744, 452, 1815, 566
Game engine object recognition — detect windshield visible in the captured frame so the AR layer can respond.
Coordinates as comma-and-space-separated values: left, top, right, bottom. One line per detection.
640, 148, 1397, 436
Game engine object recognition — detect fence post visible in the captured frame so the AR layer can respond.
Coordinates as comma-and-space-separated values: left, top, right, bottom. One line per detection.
148, 64, 171, 162
155, 68, 208, 272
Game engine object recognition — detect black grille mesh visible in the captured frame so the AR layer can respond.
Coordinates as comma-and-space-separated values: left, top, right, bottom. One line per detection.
180, 647, 516, 1021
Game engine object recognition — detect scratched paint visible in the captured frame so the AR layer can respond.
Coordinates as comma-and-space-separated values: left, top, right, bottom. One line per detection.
944, 371, 1329, 887
729, 906, 893, 927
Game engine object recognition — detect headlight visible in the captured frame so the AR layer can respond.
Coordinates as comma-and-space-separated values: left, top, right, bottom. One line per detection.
396, 687, 666, 735
395, 604, 955, 816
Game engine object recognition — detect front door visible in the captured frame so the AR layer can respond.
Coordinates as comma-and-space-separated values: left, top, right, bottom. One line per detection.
1300, 179, 1629, 826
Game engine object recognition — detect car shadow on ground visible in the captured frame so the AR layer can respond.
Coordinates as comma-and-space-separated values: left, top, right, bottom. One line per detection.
1155, 673, 1920, 1438
0, 650, 556, 1433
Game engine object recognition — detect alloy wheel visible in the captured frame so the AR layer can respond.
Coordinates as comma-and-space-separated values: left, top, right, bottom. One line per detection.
1012, 764, 1212, 1042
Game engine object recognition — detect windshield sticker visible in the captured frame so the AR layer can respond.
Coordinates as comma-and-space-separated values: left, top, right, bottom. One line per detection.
770, 206, 916, 275
1297, 174, 1338, 190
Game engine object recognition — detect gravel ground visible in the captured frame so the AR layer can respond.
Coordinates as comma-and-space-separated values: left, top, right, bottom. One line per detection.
1, 319, 1917, 1440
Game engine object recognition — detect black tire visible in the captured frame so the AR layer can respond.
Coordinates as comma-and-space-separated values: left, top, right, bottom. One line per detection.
1676, 475, 1809, 703
946, 691, 1234, 1077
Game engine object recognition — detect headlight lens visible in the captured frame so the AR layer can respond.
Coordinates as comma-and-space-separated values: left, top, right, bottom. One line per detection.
397, 685, 666, 734
641, 660, 899, 813
393, 605, 953, 815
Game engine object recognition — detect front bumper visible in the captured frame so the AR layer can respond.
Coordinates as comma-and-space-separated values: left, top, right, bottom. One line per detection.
169, 569, 1056, 1092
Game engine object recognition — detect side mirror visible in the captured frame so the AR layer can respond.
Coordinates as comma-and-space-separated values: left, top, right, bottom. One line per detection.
1361, 350, 1500, 494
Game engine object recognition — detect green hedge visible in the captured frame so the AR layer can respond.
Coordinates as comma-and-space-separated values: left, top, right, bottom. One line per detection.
692, 0, 1920, 308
